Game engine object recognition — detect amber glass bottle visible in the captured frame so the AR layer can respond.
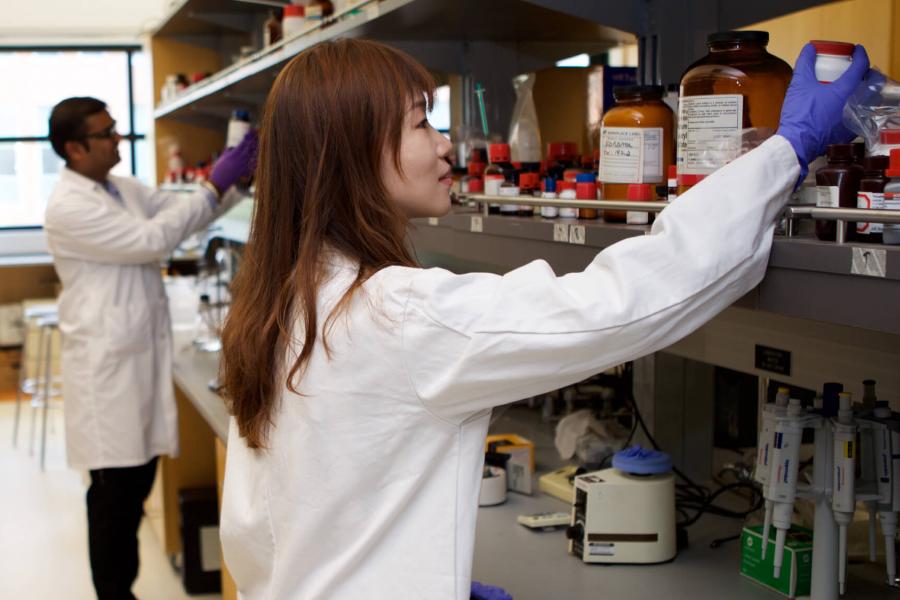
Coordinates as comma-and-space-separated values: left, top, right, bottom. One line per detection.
815, 144, 863, 241
599, 85, 674, 223
678, 31, 791, 194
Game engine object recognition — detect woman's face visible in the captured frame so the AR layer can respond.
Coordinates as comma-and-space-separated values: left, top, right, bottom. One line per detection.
382, 100, 454, 219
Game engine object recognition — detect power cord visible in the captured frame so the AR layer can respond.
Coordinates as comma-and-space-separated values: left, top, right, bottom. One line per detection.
626, 391, 764, 532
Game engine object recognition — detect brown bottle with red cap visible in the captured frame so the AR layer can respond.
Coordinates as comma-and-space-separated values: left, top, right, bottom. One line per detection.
856, 155, 889, 244
815, 144, 862, 241
484, 143, 515, 215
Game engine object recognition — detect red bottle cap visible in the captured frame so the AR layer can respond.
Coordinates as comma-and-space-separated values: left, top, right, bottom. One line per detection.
488, 143, 511, 164
563, 168, 584, 182
557, 181, 576, 192
580, 154, 594, 168
885, 148, 900, 177
668, 164, 677, 179
626, 183, 653, 201
284, 4, 304, 16
468, 161, 486, 176
518, 172, 538, 190
576, 181, 598, 200
547, 142, 579, 162
676, 173, 706, 186
467, 177, 483, 193
811, 40, 854, 56
880, 129, 900, 145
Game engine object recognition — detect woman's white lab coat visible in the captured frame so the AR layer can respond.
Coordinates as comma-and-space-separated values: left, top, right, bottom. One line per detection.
220, 136, 798, 599
44, 168, 241, 470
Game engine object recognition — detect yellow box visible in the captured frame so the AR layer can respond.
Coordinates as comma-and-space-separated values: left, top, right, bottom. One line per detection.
486, 434, 535, 495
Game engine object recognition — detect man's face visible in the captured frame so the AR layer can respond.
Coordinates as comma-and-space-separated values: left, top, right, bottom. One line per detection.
68, 110, 122, 175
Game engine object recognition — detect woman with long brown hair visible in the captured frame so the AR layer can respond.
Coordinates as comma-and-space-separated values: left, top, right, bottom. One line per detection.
219, 38, 867, 598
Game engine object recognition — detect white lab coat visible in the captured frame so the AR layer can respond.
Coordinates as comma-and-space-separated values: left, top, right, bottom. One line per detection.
220, 136, 799, 599
44, 168, 242, 470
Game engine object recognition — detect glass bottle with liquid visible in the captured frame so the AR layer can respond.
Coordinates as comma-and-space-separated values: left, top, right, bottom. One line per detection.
484, 143, 514, 215
815, 144, 863, 241
599, 85, 674, 222
678, 31, 792, 192
856, 155, 889, 244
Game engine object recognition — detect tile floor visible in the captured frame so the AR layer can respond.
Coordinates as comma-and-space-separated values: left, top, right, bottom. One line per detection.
0, 396, 220, 600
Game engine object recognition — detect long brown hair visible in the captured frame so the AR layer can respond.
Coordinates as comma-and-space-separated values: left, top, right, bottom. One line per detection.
221, 39, 434, 448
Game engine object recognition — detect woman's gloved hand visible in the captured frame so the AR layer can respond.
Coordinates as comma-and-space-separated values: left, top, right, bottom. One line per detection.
471, 581, 513, 600
209, 130, 259, 193
777, 43, 870, 180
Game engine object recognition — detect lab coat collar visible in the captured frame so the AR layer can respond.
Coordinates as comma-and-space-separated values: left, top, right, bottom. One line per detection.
60, 166, 108, 193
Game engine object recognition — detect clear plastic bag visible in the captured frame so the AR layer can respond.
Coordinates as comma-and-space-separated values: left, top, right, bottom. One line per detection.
508, 73, 542, 163
843, 68, 900, 155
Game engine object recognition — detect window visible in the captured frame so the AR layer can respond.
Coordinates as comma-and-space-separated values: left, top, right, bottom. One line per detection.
0, 47, 151, 229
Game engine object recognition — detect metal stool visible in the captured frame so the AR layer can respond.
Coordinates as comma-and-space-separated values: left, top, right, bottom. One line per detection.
30, 315, 62, 470
11, 303, 58, 449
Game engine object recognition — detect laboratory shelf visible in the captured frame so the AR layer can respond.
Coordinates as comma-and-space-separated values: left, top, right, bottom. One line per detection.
153, 0, 262, 37
408, 210, 900, 336
152, 0, 632, 124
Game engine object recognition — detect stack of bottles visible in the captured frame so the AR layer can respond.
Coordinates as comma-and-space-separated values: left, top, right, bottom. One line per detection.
463, 138, 669, 222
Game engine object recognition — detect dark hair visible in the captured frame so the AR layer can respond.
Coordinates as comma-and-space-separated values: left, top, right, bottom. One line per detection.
221, 39, 434, 448
48, 97, 107, 161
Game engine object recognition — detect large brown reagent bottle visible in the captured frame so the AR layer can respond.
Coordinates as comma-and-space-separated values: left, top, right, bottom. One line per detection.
599, 85, 674, 223
677, 31, 791, 189
856, 155, 889, 244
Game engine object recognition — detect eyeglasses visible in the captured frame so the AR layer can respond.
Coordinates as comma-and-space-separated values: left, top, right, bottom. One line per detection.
83, 125, 119, 140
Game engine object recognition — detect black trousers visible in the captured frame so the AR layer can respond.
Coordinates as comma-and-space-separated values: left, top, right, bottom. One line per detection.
86, 457, 159, 600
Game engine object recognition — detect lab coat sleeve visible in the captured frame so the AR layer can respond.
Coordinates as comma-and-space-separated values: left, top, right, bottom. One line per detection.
399, 136, 799, 423
45, 186, 216, 265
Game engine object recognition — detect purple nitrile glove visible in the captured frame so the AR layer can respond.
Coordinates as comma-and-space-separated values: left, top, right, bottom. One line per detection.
776, 43, 870, 182
471, 581, 513, 600
209, 130, 259, 193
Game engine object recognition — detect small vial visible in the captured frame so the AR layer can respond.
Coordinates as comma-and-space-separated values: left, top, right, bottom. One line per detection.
518, 172, 538, 217
575, 173, 598, 220
667, 165, 678, 202
540, 178, 558, 218
626, 183, 652, 225
811, 40, 854, 83
499, 180, 520, 216
558, 181, 578, 218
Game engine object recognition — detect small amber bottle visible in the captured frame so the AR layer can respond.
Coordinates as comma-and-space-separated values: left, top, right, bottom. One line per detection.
599, 85, 674, 223
815, 144, 863, 241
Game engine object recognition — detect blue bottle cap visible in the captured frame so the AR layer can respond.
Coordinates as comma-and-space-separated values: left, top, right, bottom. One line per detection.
544, 177, 556, 192
232, 109, 251, 121
612, 445, 672, 475
575, 172, 596, 183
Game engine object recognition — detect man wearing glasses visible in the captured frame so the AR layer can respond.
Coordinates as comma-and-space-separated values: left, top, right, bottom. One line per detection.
43, 96, 257, 599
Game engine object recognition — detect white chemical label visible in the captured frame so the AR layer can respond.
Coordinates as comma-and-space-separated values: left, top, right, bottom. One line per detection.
817, 186, 839, 208
677, 95, 743, 175
600, 127, 664, 183
857, 192, 885, 234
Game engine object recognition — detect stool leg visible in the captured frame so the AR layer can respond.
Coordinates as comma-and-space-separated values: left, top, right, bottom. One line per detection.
11, 324, 30, 448
40, 327, 53, 471
29, 327, 49, 457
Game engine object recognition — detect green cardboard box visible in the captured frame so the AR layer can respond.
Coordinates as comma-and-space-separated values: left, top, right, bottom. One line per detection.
740, 524, 813, 598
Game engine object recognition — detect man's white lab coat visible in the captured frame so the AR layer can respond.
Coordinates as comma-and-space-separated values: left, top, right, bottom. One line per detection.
45, 168, 241, 470
220, 136, 799, 599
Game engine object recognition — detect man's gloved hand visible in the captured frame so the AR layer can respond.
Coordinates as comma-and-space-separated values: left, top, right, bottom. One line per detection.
209, 130, 259, 193
471, 581, 513, 600
776, 43, 870, 181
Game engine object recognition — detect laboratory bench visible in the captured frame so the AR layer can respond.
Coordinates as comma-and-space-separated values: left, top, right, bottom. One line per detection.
163, 332, 897, 600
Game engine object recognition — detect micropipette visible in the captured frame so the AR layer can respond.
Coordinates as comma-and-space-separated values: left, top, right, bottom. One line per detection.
768, 398, 804, 579
759, 387, 790, 560
832, 392, 856, 595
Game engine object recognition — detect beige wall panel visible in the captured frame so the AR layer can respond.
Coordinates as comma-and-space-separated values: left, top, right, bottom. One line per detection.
744, 0, 894, 77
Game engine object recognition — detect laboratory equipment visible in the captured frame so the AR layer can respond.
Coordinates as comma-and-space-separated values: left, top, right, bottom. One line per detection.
757, 386, 790, 560
479, 466, 507, 506
566, 446, 676, 564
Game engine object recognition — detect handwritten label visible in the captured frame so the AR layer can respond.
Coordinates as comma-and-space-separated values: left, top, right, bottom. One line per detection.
600, 127, 663, 184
